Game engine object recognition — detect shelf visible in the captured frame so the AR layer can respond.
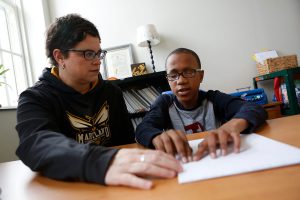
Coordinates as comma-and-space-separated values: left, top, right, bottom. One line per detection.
129, 112, 147, 118
109, 71, 170, 122
253, 67, 300, 116
253, 67, 300, 82
110, 71, 166, 85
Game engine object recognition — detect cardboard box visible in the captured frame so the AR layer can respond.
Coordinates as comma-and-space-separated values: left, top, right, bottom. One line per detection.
257, 55, 298, 75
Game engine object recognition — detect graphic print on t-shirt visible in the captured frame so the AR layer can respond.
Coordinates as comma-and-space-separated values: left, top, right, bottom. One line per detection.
184, 122, 204, 133
66, 101, 111, 145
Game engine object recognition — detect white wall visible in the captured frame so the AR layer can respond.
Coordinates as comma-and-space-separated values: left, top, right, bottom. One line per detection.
0, 109, 19, 162
46, 0, 300, 93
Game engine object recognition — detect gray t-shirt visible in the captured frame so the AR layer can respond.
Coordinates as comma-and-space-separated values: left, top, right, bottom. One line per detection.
169, 99, 221, 134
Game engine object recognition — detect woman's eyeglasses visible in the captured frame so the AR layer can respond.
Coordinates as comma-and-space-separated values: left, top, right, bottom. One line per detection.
64, 49, 107, 60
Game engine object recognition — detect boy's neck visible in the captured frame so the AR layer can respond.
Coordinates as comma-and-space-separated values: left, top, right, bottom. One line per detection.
181, 101, 198, 110
175, 93, 201, 110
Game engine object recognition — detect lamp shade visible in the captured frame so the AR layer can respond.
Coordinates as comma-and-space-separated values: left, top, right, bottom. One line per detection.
136, 24, 160, 47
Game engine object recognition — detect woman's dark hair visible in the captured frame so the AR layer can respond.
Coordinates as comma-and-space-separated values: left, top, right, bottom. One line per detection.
46, 14, 100, 66
165, 48, 201, 69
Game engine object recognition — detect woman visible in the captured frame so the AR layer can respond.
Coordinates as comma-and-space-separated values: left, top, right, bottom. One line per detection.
16, 14, 182, 189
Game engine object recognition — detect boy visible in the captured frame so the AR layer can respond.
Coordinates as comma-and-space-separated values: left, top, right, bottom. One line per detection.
135, 48, 267, 162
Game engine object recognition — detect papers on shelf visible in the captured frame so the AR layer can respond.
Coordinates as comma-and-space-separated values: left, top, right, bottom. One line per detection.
253, 50, 278, 64
178, 133, 300, 184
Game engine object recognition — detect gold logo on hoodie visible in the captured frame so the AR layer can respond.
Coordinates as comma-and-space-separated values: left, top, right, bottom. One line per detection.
66, 102, 110, 145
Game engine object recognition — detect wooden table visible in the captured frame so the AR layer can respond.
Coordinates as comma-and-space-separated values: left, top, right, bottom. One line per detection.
1, 115, 300, 200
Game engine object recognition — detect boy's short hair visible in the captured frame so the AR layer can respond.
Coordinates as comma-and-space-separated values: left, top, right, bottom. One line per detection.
165, 48, 201, 69
45, 14, 100, 66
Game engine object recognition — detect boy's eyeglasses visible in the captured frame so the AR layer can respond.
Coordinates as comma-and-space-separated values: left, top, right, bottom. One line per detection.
166, 68, 203, 81
65, 49, 107, 60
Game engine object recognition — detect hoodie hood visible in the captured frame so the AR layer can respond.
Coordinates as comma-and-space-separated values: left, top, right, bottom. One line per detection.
38, 67, 103, 95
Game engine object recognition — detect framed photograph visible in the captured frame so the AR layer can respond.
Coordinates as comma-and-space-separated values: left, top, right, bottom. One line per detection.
102, 44, 134, 79
131, 63, 148, 76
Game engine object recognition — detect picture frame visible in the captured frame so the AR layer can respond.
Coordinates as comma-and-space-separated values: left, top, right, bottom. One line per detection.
101, 44, 134, 79
131, 62, 147, 76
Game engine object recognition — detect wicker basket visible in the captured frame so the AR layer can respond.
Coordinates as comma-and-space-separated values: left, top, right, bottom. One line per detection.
256, 55, 298, 75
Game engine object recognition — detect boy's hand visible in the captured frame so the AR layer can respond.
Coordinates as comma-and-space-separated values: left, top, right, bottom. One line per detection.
193, 118, 248, 160
152, 130, 193, 163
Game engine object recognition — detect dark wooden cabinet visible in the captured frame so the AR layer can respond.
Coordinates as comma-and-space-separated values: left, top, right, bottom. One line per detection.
110, 71, 170, 92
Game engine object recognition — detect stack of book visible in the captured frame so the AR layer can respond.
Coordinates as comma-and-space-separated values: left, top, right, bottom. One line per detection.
131, 117, 143, 131
122, 86, 161, 114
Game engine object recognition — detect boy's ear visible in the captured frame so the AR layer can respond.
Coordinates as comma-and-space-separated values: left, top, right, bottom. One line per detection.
199, 70, 204, 83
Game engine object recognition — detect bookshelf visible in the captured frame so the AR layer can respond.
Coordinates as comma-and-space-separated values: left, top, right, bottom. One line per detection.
253, 67, 300, 116
110, 71, 170, 129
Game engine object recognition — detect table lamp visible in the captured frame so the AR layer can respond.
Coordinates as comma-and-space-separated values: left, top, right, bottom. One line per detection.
136, 24, 160, 72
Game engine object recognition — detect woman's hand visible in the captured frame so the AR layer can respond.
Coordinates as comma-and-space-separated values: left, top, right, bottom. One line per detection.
104, 148, 183, 189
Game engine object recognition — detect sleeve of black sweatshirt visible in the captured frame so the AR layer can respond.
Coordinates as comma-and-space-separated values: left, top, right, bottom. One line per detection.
207, 90, 267, 133
135, 94, 171, 147
15, 89, 118, 185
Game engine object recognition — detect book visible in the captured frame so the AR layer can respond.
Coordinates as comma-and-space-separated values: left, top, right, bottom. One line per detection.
122, 92, 135, 113
124, 91, 145, 112
129, 89, 150, 109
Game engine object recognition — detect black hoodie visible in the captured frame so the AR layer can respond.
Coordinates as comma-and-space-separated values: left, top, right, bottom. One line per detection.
16, 68, 134, 184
